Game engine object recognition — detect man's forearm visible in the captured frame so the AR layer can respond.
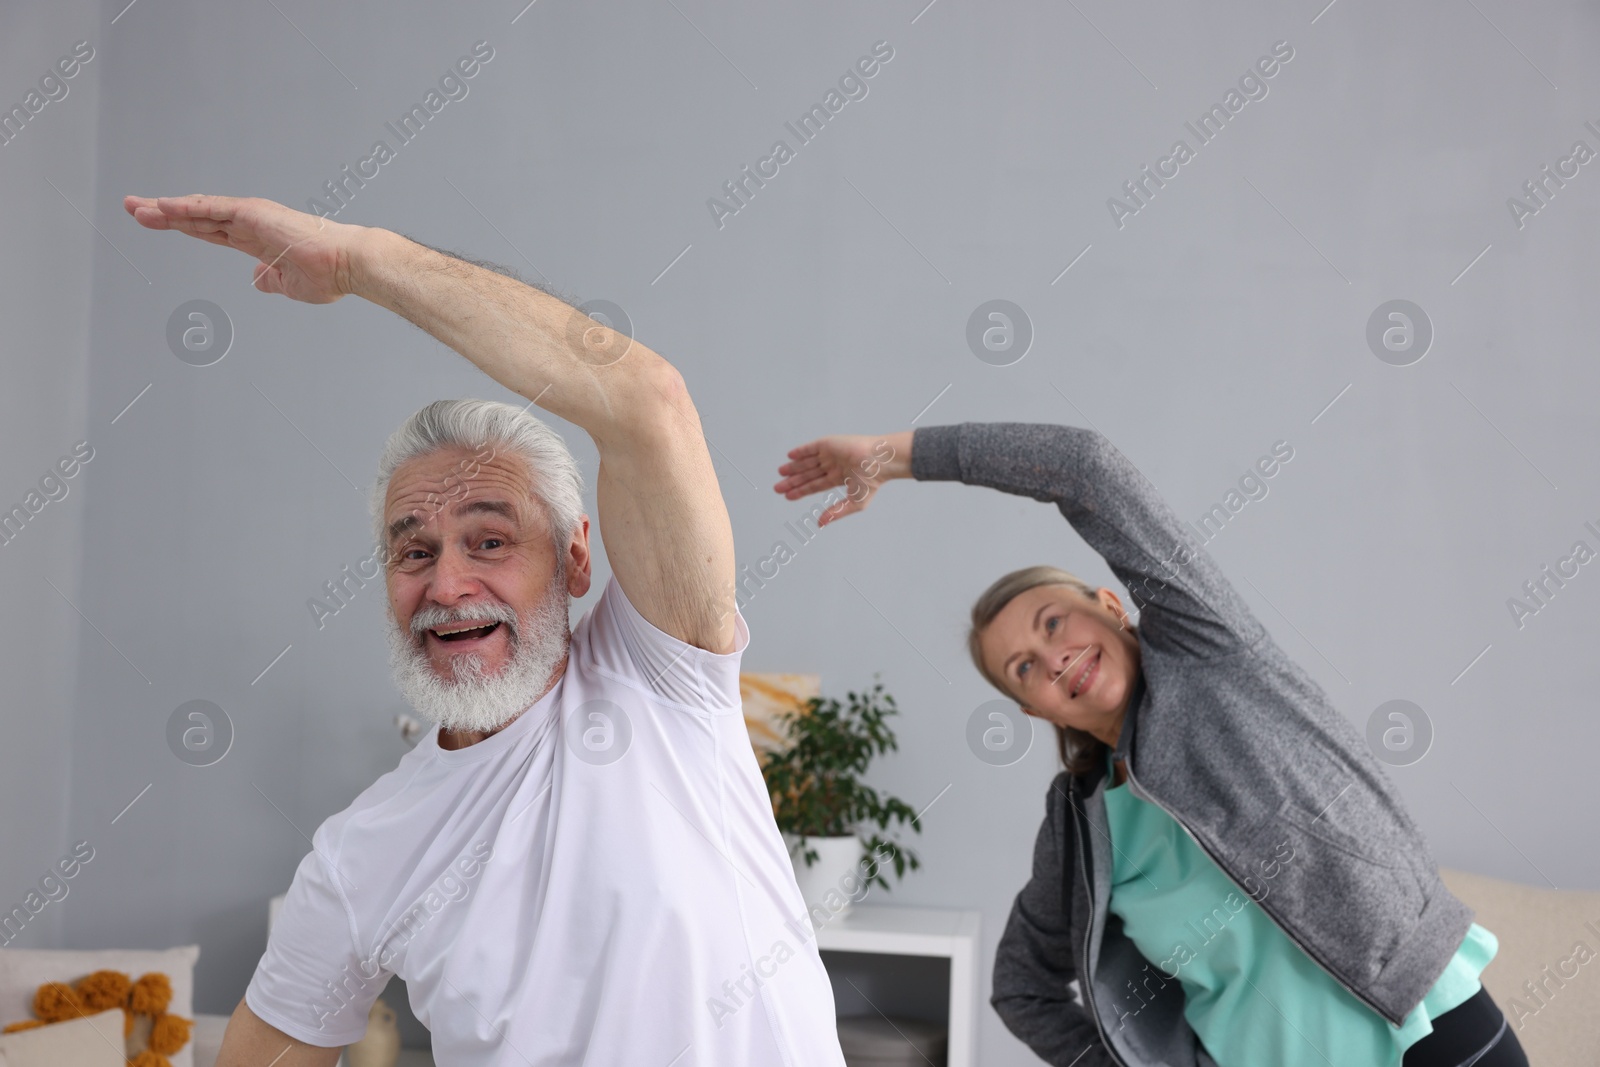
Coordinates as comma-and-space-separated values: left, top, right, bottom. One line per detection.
348, 226, 676, 445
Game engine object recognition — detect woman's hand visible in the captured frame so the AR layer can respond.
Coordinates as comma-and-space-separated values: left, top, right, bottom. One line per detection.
774, 430, 911, 526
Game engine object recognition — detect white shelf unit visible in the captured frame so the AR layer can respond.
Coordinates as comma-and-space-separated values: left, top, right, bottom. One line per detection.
813, 904, 981, 1067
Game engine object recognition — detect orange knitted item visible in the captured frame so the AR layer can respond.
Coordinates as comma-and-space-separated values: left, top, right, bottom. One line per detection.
33, 981, 87, 1022
148, 1012, 191, 1055
1, 969, 191, 1065
77, 970, 133, 1011
0, 1019, 47, 1034
128, 973, 172, 1016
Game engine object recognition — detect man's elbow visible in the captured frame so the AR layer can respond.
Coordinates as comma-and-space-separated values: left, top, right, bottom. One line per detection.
607, 356, 696, 450
650, 360, 691, 414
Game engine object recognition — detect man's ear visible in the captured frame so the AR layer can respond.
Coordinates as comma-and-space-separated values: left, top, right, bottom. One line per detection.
564, 514, 594, 597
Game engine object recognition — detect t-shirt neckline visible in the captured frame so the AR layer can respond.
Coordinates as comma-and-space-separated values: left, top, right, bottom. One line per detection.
422, 673, 566, 765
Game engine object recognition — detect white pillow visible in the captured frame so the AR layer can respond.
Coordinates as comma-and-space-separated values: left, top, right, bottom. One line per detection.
0, 945, 199, 1067
0, 1007, 125, 1067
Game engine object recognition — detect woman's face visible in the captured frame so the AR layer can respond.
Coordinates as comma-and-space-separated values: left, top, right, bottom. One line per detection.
979, 584, 1142, 746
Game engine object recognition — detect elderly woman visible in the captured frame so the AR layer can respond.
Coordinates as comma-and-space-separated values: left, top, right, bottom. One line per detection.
775, 422, 1526, 1067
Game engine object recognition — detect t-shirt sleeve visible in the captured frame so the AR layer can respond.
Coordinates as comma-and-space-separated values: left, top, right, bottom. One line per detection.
244, 843, 387, 1047
582, 574, 750, 711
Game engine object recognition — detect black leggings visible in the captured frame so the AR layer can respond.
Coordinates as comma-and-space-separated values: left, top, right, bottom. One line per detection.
1401, 986, 1528, 1067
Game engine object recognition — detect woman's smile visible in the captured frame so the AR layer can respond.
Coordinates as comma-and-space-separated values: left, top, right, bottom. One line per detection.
1066, 648, 1100, 698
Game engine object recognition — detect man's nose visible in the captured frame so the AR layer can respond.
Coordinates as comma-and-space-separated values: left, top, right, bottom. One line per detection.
427, 543, 484, 600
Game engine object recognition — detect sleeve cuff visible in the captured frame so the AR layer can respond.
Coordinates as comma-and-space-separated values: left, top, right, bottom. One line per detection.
910, 424, 963, 482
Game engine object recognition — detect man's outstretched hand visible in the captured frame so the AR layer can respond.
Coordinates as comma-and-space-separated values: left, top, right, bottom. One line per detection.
124, 194, 364, 304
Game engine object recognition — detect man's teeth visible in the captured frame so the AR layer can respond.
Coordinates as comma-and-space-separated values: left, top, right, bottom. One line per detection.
433, 622, 497, 637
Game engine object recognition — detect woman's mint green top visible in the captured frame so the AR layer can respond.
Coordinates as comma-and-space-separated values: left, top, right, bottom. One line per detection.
1101, 749, 1497, 1066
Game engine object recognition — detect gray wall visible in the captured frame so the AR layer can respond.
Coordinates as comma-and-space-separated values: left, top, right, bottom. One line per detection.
3, 0, 1597, 1063
0, 0, 99, 953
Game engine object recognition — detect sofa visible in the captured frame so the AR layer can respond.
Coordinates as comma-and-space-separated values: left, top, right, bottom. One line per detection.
1437, 866, 1600, 1067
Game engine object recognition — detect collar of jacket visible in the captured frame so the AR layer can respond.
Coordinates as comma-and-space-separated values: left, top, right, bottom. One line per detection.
1109, 668, 1146, 769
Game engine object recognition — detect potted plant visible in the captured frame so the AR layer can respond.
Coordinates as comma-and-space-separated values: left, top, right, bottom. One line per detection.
759, 678, 922, 918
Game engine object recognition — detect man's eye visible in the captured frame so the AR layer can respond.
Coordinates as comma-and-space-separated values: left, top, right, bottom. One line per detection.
1046, 616, 1059, 632
1017, 660, 1030, 679
402, 548, 430, 561
480, 538, 504, 550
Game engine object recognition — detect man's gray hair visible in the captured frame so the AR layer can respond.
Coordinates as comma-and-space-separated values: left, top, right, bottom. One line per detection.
368, 398, 585, 559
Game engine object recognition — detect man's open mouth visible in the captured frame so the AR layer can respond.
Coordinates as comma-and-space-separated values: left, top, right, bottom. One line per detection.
428, 621, 503, 643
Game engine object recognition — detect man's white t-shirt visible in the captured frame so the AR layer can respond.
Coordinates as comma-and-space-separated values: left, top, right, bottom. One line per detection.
245, 575, 846, 1066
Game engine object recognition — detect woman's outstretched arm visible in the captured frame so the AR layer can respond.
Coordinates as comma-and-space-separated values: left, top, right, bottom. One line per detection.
775, 423, 1267, 659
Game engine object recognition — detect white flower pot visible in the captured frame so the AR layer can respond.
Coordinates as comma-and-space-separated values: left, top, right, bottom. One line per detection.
784, 832, 867, 920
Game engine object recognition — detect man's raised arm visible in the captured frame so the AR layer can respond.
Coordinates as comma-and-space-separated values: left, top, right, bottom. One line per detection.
125, 194, 736, 653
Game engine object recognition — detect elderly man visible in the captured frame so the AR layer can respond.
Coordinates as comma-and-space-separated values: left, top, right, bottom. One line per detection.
124, 194, 847, 1066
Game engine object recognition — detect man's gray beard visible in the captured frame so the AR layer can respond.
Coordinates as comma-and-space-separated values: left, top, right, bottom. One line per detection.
385, 571, 571, 736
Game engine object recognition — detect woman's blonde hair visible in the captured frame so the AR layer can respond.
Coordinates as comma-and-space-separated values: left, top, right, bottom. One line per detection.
966, 565, 1138, 779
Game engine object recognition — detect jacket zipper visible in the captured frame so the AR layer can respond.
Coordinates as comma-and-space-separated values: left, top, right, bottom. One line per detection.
1118, 759, 1406, 1027
1069, 777, 1129, 1067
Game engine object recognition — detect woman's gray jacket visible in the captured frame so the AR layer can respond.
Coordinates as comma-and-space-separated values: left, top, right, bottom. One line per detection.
909, 422, 1475, 1067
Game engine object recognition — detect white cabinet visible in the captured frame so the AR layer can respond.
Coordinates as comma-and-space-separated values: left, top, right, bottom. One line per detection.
814, 904, 981, 1067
